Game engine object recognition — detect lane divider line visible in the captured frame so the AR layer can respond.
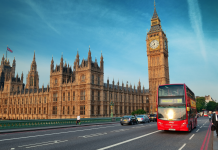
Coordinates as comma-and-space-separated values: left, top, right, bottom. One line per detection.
189, 134, 195, 140
97, 130, 160, 150
178, 143, 186, 150
25, 140, 68, 149
18, 140, 61, 147
196, 129, 199, 132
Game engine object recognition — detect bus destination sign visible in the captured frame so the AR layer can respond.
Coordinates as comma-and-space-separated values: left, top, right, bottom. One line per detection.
160, 99, 183, 104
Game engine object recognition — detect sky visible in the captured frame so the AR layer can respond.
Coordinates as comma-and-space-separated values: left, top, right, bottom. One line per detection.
0, 0, 217, 101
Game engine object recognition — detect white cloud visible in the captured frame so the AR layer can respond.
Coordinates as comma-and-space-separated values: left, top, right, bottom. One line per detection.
24, 0, 60, 35
187, 0, 206, 61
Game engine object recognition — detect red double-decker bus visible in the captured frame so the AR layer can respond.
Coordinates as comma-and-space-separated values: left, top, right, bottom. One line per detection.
203, 110, 208, 117
157, 84, 197, 131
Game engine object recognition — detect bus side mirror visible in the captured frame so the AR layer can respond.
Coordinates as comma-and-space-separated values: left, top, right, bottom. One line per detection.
187, 107, 190, 111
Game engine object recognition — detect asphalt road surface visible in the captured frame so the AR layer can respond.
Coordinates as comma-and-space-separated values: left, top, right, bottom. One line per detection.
0, 117, 212, 150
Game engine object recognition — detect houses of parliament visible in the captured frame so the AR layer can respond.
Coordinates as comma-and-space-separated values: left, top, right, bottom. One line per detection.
0, 4, 169, 120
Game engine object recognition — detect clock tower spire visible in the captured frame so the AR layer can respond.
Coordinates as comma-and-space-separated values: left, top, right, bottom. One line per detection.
146, 2, 170, 113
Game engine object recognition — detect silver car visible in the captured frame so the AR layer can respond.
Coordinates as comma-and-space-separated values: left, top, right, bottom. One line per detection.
136, 115, 150, 123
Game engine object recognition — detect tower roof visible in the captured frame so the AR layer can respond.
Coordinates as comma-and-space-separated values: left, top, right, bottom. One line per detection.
152, 1, 159, 19
148, 1, 162, 34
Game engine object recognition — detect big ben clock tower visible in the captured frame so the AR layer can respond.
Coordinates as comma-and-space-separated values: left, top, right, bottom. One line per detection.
146, 2, 170, 113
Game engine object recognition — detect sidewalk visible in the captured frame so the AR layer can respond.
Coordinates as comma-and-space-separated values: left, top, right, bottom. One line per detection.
213, 131, 218, 150
0, 121, 119, 134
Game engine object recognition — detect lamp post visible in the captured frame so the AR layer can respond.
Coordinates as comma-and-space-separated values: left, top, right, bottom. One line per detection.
110, 101, 114, 118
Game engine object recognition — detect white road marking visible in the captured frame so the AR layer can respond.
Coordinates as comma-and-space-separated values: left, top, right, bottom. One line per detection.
0, 126, 116, 142
178, 143, 186, 150
111, 129, 129, 132
189, 134, 195, 140
18, 140, 61, 147
18, 140, 68, 149
25, 140, 68, 148
97, 130, 160, 150
196, 129, 199, 132
79, 132, 107, 138
10, 148, 15, 150
132, 127, 144, 129
200, 126, 202, 128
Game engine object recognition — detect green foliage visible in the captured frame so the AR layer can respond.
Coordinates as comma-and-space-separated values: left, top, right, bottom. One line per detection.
206, 101, 218, 111
131, 109, 146, 115
196, 97, 206, 112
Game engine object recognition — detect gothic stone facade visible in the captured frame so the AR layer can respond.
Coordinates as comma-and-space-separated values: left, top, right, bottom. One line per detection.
0, 5, 169, 119
0, 48, 150, 119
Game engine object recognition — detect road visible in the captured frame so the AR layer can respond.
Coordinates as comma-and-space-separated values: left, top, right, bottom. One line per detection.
0, 117, 212, 150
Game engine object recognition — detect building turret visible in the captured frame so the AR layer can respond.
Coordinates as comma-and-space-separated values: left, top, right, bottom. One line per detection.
107, 78, 109, 88
50, 56, 54, 73
138, 79, 141, 92
112, 78, 114, 89
95, 57, 97, 68
1, 54, 4, 65
100, 53, 103, 70
60, 55, 63, 72
26, 51, 39, 89
64, 60, 67, 67
12, 57, 16, 77
21, 71, 23, 82
143, 84, 145, 93
88, 46, 91, 62
76, 51, 79, 66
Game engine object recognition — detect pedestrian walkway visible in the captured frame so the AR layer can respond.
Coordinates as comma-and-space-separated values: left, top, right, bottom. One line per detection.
213, 131, 218, 150
0, 122, 119, 134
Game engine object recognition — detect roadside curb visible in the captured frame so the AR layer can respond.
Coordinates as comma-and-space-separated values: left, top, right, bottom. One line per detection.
0, 122, 119, 134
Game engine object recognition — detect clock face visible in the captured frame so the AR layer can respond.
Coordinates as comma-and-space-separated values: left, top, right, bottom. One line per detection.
150, 40, 159, 49
164, 40, 167, 50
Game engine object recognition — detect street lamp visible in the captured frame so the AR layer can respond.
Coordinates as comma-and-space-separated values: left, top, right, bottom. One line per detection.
110, 101, 114, 118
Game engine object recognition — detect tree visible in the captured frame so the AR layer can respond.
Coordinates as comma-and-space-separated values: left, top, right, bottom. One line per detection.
206, 101, 218, 111
196, 97, 206, 112
131, 109, 146, 115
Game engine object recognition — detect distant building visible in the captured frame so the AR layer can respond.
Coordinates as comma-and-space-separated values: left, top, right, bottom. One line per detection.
196, 95, 214, 103
205, 95, 214, 103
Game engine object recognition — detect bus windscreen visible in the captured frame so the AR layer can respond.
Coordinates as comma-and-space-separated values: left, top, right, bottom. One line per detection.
158, 85, 184, 97
158, 106, 186, 121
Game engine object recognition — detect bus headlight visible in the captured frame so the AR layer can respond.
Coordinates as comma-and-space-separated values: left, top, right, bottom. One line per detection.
168, 109, 174, 120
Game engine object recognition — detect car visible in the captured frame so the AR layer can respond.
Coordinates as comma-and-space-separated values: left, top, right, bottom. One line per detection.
136, 115, 150, 123
149, 114, 157, 122
120, 115, 138, 125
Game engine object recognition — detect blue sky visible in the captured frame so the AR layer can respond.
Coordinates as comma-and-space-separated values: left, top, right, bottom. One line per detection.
0, 0, 218, 101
